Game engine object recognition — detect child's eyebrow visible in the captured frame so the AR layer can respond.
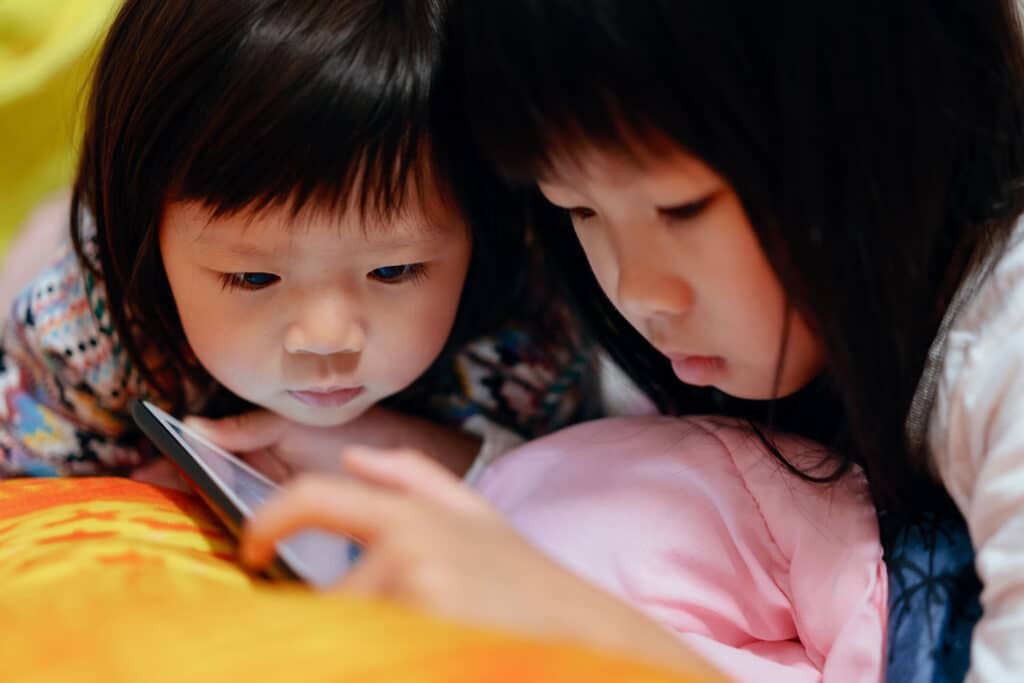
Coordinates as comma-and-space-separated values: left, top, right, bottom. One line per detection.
191, 236, 274, 259
364, 233, 448, 250
359, 223, 456, 250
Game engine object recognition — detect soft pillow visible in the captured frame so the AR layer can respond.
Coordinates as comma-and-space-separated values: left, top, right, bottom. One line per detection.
477, 416, 888, 682
0, 477, 700, 682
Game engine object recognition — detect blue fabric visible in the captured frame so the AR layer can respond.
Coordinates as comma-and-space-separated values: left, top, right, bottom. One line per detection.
882, 509, 982, 682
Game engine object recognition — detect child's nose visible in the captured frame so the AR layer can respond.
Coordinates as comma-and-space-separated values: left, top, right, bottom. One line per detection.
284, 301, 366, 356
616, 262, 693, 321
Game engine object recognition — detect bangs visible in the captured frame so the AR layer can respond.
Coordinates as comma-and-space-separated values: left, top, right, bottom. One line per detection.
152, 0, 447, 221
456, 0, 776, 186
73, 0, 526, 415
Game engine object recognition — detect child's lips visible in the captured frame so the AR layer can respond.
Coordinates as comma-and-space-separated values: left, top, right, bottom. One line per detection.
660, 352, 725, 386
288, 386, 364, 408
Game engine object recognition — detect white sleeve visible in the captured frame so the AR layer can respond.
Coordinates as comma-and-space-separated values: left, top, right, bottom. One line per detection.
596, 352, 657, 417
933, 317, 1024, 682
460, 415, 524, 487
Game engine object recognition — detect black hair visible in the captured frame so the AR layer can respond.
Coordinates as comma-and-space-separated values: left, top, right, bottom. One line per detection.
454, 0, 1024, 511
72, 0, 524, 410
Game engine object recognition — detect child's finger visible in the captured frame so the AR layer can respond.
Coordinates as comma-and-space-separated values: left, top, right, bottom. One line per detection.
333, 546, 393, 597
239, 449, 293, 484
130, 459, 190, 492
184, 410, 288, 453
342, 446, 484, 513
240, 475, 403, 568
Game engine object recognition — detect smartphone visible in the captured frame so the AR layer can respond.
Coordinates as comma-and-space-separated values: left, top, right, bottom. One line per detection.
131, 400, 356, 589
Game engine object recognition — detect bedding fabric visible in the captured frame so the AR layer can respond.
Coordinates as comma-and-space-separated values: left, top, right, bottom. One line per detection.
0, 477, 698, 682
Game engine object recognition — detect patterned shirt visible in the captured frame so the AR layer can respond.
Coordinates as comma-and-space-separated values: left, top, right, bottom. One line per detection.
0, 241, 597, 476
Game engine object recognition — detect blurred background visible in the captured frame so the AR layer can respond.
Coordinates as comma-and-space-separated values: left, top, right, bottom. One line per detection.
0, 0, 118, 255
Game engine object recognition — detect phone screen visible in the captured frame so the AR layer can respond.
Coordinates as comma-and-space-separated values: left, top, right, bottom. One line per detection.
141, 401, 356, 589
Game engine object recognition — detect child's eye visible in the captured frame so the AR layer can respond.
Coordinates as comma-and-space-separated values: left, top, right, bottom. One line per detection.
567, 207, 597, 222
658, 195, 715, 223
219, 272, 280, 291
368, 263, 427, 284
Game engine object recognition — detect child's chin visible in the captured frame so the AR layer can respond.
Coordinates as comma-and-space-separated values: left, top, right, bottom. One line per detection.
273, 399, 370, 428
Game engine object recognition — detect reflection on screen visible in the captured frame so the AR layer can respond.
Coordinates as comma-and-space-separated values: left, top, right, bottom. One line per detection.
153, 407, 355, 589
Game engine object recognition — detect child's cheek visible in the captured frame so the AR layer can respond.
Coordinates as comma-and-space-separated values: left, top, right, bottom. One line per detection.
178, 299, 273, 398
384, 276, 465, 390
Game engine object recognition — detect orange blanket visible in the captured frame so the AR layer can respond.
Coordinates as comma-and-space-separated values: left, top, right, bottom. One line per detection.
0, 477, 696, 682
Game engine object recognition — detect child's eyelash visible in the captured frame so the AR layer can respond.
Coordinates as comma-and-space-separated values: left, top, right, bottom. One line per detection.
218, 264, 428, 291
659, 195, 715, 222
368, 263, 429, 284
567, 207, 597, 221
218, 272, 280, 291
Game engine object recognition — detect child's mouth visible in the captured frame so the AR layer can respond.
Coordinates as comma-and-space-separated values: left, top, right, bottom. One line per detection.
663, 354, 725, 386
288, 386, 365, 408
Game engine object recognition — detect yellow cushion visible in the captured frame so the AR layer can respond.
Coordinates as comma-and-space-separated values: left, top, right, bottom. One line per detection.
0, 0, 119, 253
0, 478, 694, 682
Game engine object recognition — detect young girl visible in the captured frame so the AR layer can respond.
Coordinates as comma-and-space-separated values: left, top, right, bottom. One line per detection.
460, 0, 1024, 679
0, 0, 594, 482
238, 0, 1024, 680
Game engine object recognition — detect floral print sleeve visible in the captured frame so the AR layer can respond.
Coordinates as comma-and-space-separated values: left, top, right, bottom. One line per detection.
442, 305, 598, 438
389, 262, 601, 441
0, 243, 154, 476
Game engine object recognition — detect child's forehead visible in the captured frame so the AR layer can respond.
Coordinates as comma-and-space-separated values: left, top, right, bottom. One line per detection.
541, 138, 715, 193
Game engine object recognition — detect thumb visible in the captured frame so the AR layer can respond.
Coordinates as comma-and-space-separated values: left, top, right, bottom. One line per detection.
342, 446, 485, 514
184, 410, 288, 453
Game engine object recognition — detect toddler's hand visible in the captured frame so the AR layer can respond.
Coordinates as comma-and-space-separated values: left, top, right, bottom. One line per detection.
238, 447, 724, 679
183, 408, 393, 483
186, 407, 480, 483
130, 458, 190, 492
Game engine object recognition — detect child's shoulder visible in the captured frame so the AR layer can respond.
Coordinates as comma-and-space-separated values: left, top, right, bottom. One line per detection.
950, 216, 1024, 340
927, 217, 1024, 440
3, 240, 146, 417
926, 216, 1024, 504
475, 415, 885, 680
11, 242, 117, 371
479, 414, 875, 548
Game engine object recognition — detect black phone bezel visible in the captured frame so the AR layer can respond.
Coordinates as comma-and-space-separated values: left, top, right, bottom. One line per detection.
130, 400, 301, 582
